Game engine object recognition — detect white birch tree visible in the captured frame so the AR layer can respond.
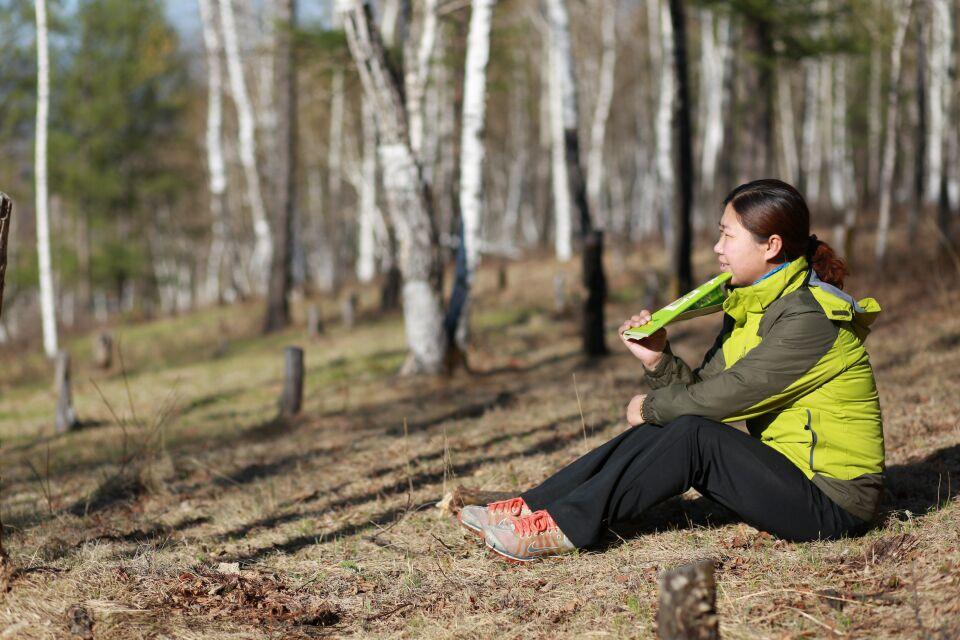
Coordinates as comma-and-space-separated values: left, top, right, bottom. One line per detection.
545, 8, 572, 261
925, 0, 952, 203
454, 0, 495, 346
586, 3, 618, 228
876, 0, 913, 263
356, 98, 378, 283
653, 0, 675, 246
198, 0, 235, 304
340, 0, 447, 374
219, 0, 272, 290
697, 9, 731, 220
35, 0, 58, 357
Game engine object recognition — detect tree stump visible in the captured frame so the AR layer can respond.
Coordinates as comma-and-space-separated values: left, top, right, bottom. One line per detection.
341, 292, 358, 329
553, 273, 568, 315
657, 559, 720, 640
93, 332, 113, 369
497, 261, 508, 291
55, 350, 79, 433
279, 346, 304, 418
306, 303, 324, 338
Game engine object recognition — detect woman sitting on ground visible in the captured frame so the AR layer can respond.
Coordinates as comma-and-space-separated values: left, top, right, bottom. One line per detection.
459, 178, 885, 562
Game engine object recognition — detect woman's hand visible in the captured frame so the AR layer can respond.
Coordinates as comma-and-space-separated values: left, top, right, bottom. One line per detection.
618, 311, 667, 371
626, 393, 647, 426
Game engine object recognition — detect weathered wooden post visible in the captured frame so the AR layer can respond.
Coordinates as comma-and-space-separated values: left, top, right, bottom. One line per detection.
657, 559, 720, 640
279, 346, 304, 418
553, 273, 567, 315
92, 331, 113, 369
340, 291, 357, 329
306, 303, 323, 338
0, 192, 13, 590
54, 350, 79, 433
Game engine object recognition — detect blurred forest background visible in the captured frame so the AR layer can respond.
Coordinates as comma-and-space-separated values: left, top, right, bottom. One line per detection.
2, 2, 960, 637
1, 0, 958, 371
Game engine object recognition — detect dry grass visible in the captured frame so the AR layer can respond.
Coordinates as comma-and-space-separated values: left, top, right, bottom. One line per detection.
1, 229, 959, 639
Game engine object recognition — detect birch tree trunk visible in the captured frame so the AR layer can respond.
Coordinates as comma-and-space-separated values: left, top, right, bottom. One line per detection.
356, 98, 378, 283
867, 38, 883, 205
828, 58, 854, 216
340, 0, 447, 374
669, 0, 693, 298
697, 9, 730, 225
652, 0, 676, 247
546, 16, 572, 261
800, 58, 823, 202
925, 0, 951, 203
777, 61, 800, 186
263, 0, 297, 332
404, 0, 439, 162
545, 0, 607, 356
198, 0, 234, 305
586, 3, 617, 229
219, 0, 272, 290
450, 0, 494, 349
328, 69, 345, 219
876, 0, 913, 264
35, 0, 58, 358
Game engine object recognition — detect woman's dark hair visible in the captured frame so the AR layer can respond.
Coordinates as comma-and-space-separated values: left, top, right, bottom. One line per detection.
722, 178, 849, 288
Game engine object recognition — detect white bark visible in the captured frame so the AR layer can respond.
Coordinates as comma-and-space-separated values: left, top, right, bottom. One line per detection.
867, 40, 883, 200
653, 0, 675, 246
586, 4, 617, 229
340, 0, 447, 373
925, 0, 951, 202
698, 10, 730, 198
545, 0, 577, 261
405, 0, 439, 161
876, 0, 913, 262
219, 0, 272, 290
459, 0, 495, 287
328, 69, 345, 212
777, 62, 799, 185
356, 98, 378, 282
199, 0, 232, 304
378, 0, 401, 47
35, 0, 58, 357
801, 58, 826, 204
828, 58, 854, 214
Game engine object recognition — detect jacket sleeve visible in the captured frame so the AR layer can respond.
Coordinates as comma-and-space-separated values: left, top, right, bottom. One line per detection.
643, 307, 841, 425
644, 319, 729, 390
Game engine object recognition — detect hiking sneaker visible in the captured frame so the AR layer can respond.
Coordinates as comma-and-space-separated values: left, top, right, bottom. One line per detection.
483, 509, 576, 563
458, 497, 531, 538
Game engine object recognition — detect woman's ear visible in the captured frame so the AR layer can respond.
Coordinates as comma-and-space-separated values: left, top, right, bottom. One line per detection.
764, 234, 784, 261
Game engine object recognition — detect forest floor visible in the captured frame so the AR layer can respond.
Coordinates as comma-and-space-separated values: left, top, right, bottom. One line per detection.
1, 230, 959, 639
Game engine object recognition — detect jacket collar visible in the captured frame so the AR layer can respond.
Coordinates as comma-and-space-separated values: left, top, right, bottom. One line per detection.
723, 256, 810, 323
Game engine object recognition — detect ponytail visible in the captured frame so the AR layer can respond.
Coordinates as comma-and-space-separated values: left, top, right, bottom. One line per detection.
805, 233, 849, 289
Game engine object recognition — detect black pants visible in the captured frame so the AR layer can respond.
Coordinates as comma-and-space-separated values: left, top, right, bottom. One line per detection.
521, 415, 868, 548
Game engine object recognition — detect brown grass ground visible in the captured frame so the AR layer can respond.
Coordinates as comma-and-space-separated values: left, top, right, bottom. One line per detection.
1, 228, 959, 639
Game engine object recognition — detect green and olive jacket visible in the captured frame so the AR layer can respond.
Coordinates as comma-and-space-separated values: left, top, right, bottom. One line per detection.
643, 256, 885, 522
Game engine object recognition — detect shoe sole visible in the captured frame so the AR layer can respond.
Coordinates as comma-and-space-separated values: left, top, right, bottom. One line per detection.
457, 513, 485, 539
484, 539, 569, 564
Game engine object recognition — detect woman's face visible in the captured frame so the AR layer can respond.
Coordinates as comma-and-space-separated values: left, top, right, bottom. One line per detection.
714, 203, 783, 286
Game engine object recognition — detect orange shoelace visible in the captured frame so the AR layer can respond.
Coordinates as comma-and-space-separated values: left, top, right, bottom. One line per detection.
488, 497, 528, 516
512, 510, 558, 536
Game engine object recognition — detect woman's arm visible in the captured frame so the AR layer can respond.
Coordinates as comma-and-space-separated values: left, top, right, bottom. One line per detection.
644, 316, 731, 390
642, 306, 843, 425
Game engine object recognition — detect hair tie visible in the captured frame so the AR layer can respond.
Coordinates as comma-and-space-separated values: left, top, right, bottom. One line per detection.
806, 233, 819, 257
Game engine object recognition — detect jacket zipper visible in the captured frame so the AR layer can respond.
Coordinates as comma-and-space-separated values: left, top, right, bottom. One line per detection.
806, 408, 818, 471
